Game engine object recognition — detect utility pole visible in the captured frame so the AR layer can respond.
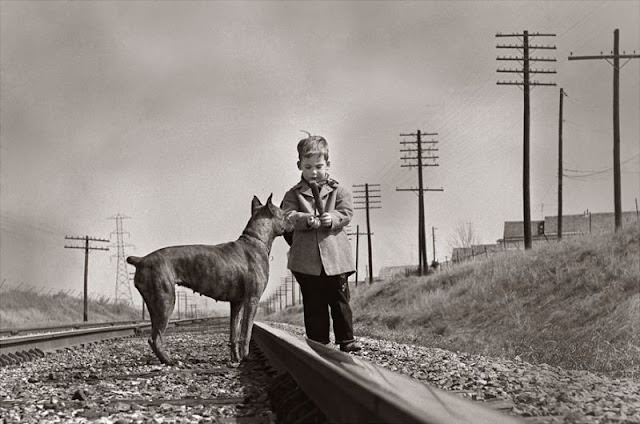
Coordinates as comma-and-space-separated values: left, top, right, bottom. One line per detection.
353, 183, 381, 284
175, 291, 189, 319
109, 214, 134, 307
281, 276, 294, 307
569, 29, 640, 231
397, 130, 443, 275
497, 30, 556, 249
347, 224, 373, 287
292, 271, 301, 306
289, 274, 295, 306
558, 88, 568, 240
278, 286, 284, 311
64, 235, 109, 321
431, 226, 437, 266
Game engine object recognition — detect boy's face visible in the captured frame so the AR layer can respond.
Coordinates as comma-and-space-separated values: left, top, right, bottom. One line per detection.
298, 154, 330, 183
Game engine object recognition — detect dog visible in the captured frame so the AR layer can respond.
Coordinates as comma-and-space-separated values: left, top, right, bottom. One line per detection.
126, 195, 292, 364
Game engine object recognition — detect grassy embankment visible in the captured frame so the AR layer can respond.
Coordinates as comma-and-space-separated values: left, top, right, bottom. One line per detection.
268, 224, 640, 376
0, 288, 140, 328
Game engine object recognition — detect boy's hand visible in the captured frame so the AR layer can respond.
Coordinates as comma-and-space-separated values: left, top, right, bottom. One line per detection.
306, 215, 321, 229
319, 212, 332, 228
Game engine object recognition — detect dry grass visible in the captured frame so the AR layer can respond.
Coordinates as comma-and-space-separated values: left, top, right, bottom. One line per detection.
0, 287, 140, 328
268, 223, 640, 376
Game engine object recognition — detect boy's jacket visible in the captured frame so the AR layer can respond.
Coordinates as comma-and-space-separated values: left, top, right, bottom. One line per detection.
281, 178, 355, 276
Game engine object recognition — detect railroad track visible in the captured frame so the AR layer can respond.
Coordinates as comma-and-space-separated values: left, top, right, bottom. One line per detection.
0, 317, 222, 366
0, 318, 525, 423
0, 320, 150, 337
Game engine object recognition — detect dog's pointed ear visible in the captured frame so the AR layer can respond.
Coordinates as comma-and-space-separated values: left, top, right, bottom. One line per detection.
252, 196, 262, 214
266, 194, 279, 215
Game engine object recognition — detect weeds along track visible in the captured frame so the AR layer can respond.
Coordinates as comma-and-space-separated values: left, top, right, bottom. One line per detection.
0, 318, 526, 423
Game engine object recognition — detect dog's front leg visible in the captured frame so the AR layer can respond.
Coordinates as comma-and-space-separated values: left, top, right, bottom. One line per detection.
229, 301, 244, 363
240, 296, 260, 360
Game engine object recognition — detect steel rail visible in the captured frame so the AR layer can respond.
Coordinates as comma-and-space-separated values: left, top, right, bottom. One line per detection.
253, 321, 524, 424
0, 320, 148, 337
0, 316, 227, 337
0, 317, 223, 357
0, 323, 143, 356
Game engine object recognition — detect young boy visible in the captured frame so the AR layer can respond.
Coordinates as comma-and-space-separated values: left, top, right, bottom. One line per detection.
281, 134, 361, 352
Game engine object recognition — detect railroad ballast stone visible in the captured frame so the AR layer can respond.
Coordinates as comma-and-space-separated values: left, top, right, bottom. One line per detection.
0, 323, 277, 423
268, 322, 640, 424
2, 321, 639, 423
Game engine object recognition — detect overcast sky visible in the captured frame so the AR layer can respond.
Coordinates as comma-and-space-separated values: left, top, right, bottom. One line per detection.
1, 0, 639, 315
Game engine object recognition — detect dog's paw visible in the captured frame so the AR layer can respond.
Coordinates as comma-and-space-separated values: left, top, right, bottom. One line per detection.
241, 352, 257, 361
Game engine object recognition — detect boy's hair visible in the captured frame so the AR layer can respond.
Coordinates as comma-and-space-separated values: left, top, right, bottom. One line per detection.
297, 134, 329, 161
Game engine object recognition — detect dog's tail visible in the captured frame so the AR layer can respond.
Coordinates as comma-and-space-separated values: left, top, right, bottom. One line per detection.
126, 256, 143, 267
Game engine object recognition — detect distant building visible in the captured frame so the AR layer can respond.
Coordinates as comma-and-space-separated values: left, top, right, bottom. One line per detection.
499, 219, 547, 250
384, 212, 638, 274
497, 211, 638, 249
448, 211, 639, 260
544, 211, 638, 239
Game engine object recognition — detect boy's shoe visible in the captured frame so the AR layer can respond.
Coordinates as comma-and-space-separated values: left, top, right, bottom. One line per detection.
339, 341, 362, 352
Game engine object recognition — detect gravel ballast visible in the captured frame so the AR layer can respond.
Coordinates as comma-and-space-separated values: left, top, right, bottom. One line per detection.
1, 322, 639, 423
269, 322, 640, 424
0, 325, 276, 423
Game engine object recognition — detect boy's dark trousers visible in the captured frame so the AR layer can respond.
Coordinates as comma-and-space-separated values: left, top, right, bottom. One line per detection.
293, 270, 355, 345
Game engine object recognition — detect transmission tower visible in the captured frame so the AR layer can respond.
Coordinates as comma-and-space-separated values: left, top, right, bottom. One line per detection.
109, 214, 134, 306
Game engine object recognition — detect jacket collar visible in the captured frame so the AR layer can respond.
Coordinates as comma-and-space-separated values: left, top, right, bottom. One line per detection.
294, 175, 339, 197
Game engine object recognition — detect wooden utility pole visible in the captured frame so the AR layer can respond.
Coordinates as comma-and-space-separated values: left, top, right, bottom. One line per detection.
347, 224, 372, 287
497, 31, 556, 249
569, 29, 640, 231
397, 130, 443, 275
558, 88, 568, 239
355, 224, 360, 285
431, 226, 437, 266
353, 183, 381, 284
64, 235, 109, 322
290, 274, 295, 306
